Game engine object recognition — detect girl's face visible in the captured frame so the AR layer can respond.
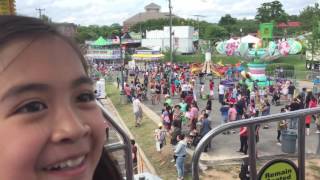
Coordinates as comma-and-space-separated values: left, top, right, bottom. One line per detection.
0, 36, 105, 180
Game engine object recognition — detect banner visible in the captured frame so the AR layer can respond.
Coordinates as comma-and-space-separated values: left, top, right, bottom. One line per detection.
259, 23, 274, 39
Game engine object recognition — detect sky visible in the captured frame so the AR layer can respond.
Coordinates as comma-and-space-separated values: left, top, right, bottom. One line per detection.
16, 0, 319, 26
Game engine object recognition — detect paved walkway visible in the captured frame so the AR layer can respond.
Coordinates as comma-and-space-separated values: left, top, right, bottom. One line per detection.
139, 79, 320, 165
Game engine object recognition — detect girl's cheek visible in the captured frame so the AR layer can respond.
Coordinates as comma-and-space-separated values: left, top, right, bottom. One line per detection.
0, 123, 47, 176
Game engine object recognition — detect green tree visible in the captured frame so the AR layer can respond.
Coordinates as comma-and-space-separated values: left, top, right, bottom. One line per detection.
203, 24, 228, 42
218, 14, 237, 34
75, 24, 123, 43
299, 3, 320, 32
218, 14, 236, 26
40, 14, 52, 23
255, 1, 288, 23
235, 19, 259, 35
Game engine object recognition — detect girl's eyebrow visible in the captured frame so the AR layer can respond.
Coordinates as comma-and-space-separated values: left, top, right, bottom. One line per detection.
71, 76, 94, 89
1, 83, 49, 102
1, 76, 93, 102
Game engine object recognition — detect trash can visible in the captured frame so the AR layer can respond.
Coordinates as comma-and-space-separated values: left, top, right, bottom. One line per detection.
281, 130, 297, 153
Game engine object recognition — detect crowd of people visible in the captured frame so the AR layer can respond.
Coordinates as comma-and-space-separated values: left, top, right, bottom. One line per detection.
113, 63, 320, 179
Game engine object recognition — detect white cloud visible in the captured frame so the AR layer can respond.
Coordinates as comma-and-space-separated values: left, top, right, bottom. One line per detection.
16, 0, 318, 26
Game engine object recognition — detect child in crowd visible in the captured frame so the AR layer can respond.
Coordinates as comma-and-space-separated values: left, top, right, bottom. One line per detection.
277, 108, 288, 144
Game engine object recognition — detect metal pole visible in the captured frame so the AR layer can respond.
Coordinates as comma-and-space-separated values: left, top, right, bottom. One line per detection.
248, 125, 257, 179
119, 33, 126, 104
298, 116, 306, 180
35, 8, 45, 18
169, 0, 173, 63
316, 133, 320, 154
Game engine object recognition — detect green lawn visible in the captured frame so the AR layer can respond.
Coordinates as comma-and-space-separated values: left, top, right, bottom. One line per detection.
106, 84, 192, 180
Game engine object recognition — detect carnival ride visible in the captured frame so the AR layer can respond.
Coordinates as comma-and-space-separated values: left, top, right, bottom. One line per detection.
214, 22, 304, 89
216, 36, 302, 61
190, 61, 244, 78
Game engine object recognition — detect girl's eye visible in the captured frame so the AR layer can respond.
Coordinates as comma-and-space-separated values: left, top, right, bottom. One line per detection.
77, 92, 95, 103
15, 101, 47, 114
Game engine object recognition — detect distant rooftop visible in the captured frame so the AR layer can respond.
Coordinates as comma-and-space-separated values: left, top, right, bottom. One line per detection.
123, 2, 178, 32
145, 2, 161, 12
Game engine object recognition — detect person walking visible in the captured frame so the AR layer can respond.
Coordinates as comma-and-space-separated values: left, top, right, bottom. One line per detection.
277, 108, 288, 144
218, 82, 225, 104
288, 82, 295, 103
289, 98, 300, 129
154, 124, 167, 152
205, 96, 212, 115
174, 134, 187, 180
132, 96, 142, 127
238, 126, 248, 154
228, 103, 237, 133
209, 79, 214, 99
308, 95, 318, 134
200, 114, 212, 152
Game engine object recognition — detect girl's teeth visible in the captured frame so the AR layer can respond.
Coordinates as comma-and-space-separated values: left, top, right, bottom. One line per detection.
44, 156, 85, 171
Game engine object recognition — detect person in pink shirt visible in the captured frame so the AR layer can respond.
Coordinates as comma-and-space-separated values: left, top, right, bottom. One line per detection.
308, 95, 319, 133
124, 83, 132, 103
209, 80, 214, 99
189, 103, 199, 131
228, 104, 237, 133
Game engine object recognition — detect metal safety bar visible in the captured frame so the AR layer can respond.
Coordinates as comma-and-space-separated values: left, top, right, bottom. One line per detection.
97, 102, 134, 180
192, 107, 320, 180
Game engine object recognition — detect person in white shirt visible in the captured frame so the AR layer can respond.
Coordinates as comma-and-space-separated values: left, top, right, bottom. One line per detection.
218, 82, 225, 104
132, 96, 142, 127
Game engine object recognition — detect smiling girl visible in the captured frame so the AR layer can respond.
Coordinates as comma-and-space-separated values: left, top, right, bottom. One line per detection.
0, 16, 121, 180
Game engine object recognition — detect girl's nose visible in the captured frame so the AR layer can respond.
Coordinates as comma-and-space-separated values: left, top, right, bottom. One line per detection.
51, 107, 91, 143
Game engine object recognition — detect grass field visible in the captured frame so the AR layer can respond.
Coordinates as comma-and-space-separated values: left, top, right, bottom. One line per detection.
106, 84, 192, 180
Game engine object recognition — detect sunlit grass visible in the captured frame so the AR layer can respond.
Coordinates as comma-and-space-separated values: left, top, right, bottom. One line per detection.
106, 84, 192, 180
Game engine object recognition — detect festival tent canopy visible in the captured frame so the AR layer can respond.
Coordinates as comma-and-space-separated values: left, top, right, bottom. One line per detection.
131, 53, 164, 61
239, 35, 260, 44
93, 36, 109, 46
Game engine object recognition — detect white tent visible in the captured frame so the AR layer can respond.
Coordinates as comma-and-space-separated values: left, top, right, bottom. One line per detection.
226, 38, 238, 43
239, 35, 260, 44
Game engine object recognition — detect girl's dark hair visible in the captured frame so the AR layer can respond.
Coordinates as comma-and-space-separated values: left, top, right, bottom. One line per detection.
0, 15, 88, 73
0, 15, 121, 180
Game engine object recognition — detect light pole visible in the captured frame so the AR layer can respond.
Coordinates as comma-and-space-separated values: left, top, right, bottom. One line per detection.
35, 8, 45, 18
169, 0, 173, 63
193, 15, 206, 58
119, 32, 126, 104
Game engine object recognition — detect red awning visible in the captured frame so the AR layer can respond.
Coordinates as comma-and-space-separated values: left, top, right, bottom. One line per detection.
277, 21, 301, 28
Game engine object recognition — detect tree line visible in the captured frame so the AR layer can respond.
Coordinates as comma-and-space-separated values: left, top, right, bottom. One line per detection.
74, 1, 320, 44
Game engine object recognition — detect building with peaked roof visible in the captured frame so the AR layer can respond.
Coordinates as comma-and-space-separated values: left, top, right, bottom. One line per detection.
0, 0, 15, 15
123, 2, 177, 32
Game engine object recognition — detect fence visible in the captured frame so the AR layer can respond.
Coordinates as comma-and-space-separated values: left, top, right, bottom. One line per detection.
192, 107, 320, 180
266, 69, 319, 81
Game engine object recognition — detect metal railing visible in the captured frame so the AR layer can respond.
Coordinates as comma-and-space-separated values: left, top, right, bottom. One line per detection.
97, 102, 134, 180
192, 107, 320, 180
